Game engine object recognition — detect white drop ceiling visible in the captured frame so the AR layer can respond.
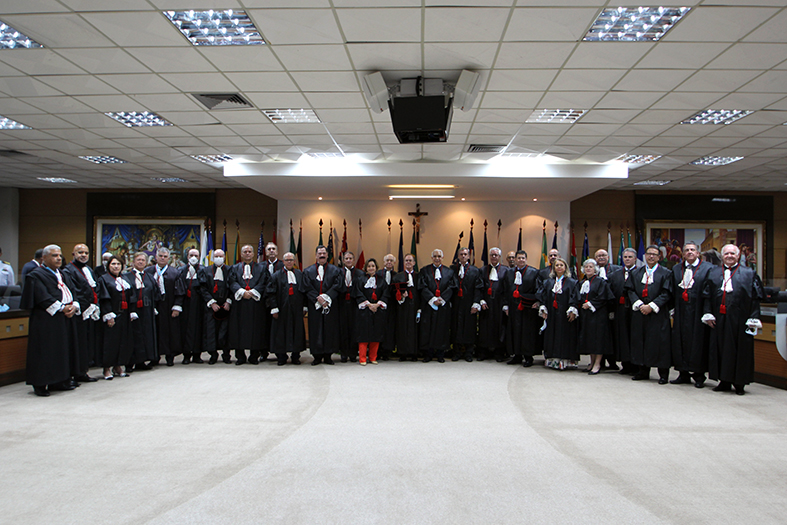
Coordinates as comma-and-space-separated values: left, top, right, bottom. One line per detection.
0, 1, 785, 198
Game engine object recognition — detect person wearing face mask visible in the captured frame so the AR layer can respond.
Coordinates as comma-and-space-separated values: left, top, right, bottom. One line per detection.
202, 249, 232, 365
126, 252, 159, 371
625, 245, 673, 384
21, 244, 80, 397
391, 253, 419, 361
267, 252, 306, 365
702, 244, 764, 396
62, 243, 101, 382
94, 251, 113, 278
450, 247, 483, 362
671, 242, 713, 388
537, 257, 579, 370
502, 250, 541, 367
608, 248, 638, 376
419, 249, 456, 363
300, 245, 342, 365
144, 247, 183, 366
228, 245, 268, 365
98, 255, 138, 380
177, 248, 205, 364
478, 247, 509, 362
376, 253, 397, 361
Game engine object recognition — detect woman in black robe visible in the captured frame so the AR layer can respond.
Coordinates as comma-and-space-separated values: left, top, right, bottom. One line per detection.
577, 258, 614, 375
353, 259, 390, 365
391, 254, 419, 361
126, 252, 159, 371
99, 255, 137, 380
537, 258, 579, 370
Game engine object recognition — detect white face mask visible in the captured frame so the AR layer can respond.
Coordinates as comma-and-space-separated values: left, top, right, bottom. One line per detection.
189, 256, 199, 266
214, 257, 224, 266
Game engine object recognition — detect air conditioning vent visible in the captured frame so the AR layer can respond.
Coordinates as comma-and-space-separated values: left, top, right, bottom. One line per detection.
467, 144, 506, 153
0, 149, 33, 158
191, 93, 254, 110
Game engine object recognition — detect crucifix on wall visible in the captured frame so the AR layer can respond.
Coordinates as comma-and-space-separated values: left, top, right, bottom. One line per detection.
408, 203, 428, 244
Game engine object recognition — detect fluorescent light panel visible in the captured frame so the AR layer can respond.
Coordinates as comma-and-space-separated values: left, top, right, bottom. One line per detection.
633, 180, 670, 186
152, 177, 188, 183
0, 115, 31, 129
79, 155, 126, 164
263, 109, 320, 124
306, 152, 344, 158
0, 21, 43, 49
584, 7, 690, 42
690, 156, 743, 166
681, 109, 754, 125
526, 109, 585, 124
617, 154, 661, 164
388, 184, 455, 189
105, 111, 173, 127
192, 154, 233, 163
38, 177, 77, 183
164, 10, 263, 46
389, 195, 454, 199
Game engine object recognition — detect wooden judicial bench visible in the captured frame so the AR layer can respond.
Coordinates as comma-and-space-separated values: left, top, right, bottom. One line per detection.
1, 307, 786, 390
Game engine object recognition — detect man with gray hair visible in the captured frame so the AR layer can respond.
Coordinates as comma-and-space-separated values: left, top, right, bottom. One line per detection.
609, 247, 638, 375
21, 244, 79, 396
419, 248, 456, 363
702, 244, 763, 395
144, 247, 183, 366
671, 241, 713, 388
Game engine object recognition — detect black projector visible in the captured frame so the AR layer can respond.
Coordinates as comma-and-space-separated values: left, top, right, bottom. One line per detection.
388, 95, 453, 144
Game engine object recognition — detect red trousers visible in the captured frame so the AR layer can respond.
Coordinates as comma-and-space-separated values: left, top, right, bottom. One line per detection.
358, 342, 379, 363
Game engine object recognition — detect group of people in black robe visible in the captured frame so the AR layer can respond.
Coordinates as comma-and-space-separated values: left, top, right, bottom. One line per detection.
23, 238, 762, 397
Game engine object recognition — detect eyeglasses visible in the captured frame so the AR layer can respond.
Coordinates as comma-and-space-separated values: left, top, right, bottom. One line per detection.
645, 252, 660, 257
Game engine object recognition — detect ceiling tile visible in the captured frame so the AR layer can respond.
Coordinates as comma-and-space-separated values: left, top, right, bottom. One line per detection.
251, 9, 344, 45
675, 69, 763, 93
273, 45, 353, 71
486, 69, 557, 91
564, 42, 653, 69
0, 77, 65, 97
225, 72, 300, 92
97, 74, 180, 94
124, 47, 218, 73
197, 46, 284, 72
743, 9, 787, 43
244, 92, 310, 108
35, 75, 120, 96
81, 11, 190, 47
0, 49, 86, 75
337, 8, 421, 43
424, 43, 499, 70
424, 7, 509, 42
161, 72, 238, 92
505, 8, 598, 42
615, 69, 695, 92
305, 92, 367, 108
55, 48, 149, 74
347, 43, 421, 71
1, 13, 116, 47
495, 42, 575, 69
638, 43, 729, 70
550, 69, 627, 91
479, 91, 543, 109
664, 6, 780, 42
291, 71, 360, 92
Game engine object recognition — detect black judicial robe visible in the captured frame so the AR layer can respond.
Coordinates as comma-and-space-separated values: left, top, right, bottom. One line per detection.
703, 264, 763, 385
144, 264, 182, 357
478, 264, 508, 351
338, 266, 364, 356
301, 263, 342, 355
608, 266, 635, 363
577, 276, 614, 355
177, 264, 205, 355
354, 274, 390, 343
418, 264, 455, 352
267, 268, 306, 355
537, 276, 579, 361
391, 270, 419, 356
502, 265, 540, 357
22, 267, 77, 387
201, 264, 231, 354
98, 273, 137, 368
62, 261, 100, 373
451, 263, 483, 346
127, 268, 159, 363
376, 268, 398, 352
228, 262, 268, 352
260, 259, 284, 353
672, 261, 712, 374
625, 264, 672, 369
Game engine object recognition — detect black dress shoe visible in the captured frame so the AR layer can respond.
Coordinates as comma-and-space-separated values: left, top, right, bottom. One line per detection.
192, 357, 204, 364
50, 382, 76, 392
632, 374, 649, 381
182, 356, 191, 365
277, 361, 287, 366
69, 380, 80, 387
670, 375, 691, 385
507, 356, 523, 365
452, 355, 461, 362
349, 356, 357, 362
399, 357, 408, 362
658, 377, 669, 385
734, 384, 745, 395
76, 374, 99, 382
135, 363, 153, 371
437, 357, 445, 363
588, 369, 601, 375
694, 381, 705, 389
292, 359, 301, 365
522, 358, 534, 368
311, 356, 322, 366
324, 357, 335, 365
33, 386, 50, 397
340, 356, 348, 363
235, 360, 246, 366
423, 357, 432, 363
713, 382, 732, 392
222, 355, 232, 364
248, 358, 259, 365
465, 356, 473, 362
208, 356, 218, 365
166, 357, 174, 366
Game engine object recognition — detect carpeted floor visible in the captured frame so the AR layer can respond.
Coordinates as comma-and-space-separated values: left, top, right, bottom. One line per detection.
2, 356, 786, 524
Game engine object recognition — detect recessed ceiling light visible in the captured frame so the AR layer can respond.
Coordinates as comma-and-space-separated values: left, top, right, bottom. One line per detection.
461, 197, 466, 201
163, 10, 264, 46
152, 177, 188, 183
318, 197, 323, 200
499, 153, 542, 158
0, 21, 43, 49
0, 115, 31, 129
690, 156, 743, 166
681, 109, 754, 125
633, 180, 671, 186
307, 152, 344, 158
526, 109, 585, 124
617, 154, 662, 164
263, 109, 321, 124
191, 154, 233, 163
712, 197, 736, 202
388, 184, 455, 189
533, 198, 538, 201
584, 7, 690, 42
389, 195, 454, 199
105, 111, 173, 127
79, 155, 126, 164
37, 177, 77, 184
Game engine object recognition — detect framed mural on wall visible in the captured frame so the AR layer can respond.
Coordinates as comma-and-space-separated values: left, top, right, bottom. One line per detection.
645, 221, 764, 274
94, 218, 206, 269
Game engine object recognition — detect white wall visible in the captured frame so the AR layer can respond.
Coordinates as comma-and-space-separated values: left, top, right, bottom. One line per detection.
0, 187, 19, 277
276, 199, 571, 268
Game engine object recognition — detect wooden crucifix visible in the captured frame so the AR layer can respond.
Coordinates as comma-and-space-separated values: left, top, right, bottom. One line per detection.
408, 203, 428, 244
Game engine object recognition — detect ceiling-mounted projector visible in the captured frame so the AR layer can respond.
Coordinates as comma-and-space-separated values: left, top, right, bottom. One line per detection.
362, 70, 480, 144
